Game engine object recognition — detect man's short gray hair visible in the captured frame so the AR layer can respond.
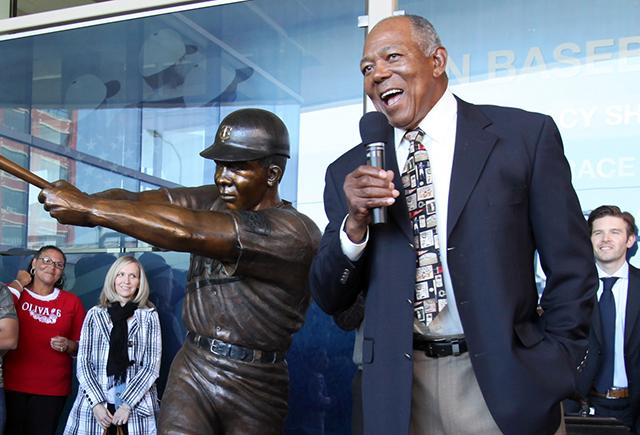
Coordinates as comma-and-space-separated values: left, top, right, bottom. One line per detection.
374, 15, 442, 56
405, 15, 442, 56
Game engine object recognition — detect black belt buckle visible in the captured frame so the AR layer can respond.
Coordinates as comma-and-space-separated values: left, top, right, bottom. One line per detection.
414, 336, 467, 358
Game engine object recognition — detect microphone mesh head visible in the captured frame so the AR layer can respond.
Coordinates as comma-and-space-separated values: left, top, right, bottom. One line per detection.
359, 111, 392, 145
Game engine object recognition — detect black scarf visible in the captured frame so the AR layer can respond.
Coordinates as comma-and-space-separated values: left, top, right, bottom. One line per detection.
107, 301, 138, 384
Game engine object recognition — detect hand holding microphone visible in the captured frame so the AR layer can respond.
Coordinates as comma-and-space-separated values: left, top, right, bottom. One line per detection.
359, 112, 394, 225
343, 112, 397, 241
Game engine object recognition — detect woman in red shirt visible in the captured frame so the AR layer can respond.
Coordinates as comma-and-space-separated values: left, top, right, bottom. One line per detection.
4, 245, 86, 435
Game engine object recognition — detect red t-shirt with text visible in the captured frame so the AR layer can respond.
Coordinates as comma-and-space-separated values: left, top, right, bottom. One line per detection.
4, 287, 85, 396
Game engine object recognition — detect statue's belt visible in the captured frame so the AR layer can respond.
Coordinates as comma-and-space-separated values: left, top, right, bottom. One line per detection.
186, 331, 285, 364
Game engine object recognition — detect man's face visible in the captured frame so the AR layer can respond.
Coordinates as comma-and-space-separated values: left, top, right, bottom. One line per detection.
591, 215, 636, 267
214, 160, 270, 211
360, 17, 446, 130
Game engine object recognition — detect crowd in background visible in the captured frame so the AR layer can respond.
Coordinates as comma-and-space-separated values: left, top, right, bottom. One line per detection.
0, 247, 161, 435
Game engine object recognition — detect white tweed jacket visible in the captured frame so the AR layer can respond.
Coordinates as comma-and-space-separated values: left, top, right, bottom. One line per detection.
63, 305, 162, 435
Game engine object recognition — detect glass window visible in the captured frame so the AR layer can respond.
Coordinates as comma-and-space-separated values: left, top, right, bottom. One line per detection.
26, 148, 146, 249
0, 138, 28, 248
0, 0, 366, 241
0, 137, 28, 167
1, 2, 366, 432
31, 108, 72, 146
1, 186, 27, 214
27, 147, 71, 247
2, 224, 25, 247
141, 107, 211, 186
0, 107, 30, 134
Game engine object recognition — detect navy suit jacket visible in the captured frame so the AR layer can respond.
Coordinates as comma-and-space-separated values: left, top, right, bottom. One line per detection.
310, 97, 597, 435
570, 264, 640, 430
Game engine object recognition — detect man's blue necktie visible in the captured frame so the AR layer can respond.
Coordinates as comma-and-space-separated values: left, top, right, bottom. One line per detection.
594, 276, 619, 393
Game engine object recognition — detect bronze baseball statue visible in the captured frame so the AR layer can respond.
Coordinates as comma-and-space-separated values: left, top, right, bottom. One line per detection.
38, 108, 322, 434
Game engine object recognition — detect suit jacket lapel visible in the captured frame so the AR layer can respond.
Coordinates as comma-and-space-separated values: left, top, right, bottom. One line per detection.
385, 128, 413, 243
447, 98, 498, 238
624, 266, 640, 346
383, 98, 499, 242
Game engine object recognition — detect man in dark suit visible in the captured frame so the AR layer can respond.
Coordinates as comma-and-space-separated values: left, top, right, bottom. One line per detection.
309, 14, 597, 435
565, 205, 640, 433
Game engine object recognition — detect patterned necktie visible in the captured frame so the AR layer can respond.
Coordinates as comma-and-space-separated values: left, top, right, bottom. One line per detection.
401, 128, 445, 327
594, 276, 619, 392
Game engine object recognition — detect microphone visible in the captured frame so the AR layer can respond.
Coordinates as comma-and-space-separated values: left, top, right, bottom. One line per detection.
359, 111, 393, 225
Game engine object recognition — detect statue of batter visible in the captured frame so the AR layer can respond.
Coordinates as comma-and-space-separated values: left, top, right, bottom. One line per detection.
38, 108, 322, 434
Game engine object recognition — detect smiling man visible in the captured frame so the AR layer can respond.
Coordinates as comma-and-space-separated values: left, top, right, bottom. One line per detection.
38, 108, 321, 435
310, 15, 597, 435
565, 205, 640, 433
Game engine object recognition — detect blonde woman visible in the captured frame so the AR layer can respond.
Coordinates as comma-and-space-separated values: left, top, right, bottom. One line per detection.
64, 256, 161, 435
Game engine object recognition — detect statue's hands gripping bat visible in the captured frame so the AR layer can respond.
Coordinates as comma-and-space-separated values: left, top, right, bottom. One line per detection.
38, 180, 96, 227
0, 155, 96, 227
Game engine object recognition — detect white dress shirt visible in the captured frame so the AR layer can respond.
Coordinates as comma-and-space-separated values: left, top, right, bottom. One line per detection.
340, 88, 463, 337
596, 261, 630, 388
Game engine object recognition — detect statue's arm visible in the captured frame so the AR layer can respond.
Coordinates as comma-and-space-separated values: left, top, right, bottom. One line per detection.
92, 187, 169, 202
93, 184, 219, 209
39, 181, 237, 260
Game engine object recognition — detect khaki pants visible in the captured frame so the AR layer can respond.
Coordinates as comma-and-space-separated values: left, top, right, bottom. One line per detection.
410, 351, 566, 435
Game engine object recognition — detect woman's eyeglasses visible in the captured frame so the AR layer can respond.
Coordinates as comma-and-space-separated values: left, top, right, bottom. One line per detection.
38, 256, 65, 270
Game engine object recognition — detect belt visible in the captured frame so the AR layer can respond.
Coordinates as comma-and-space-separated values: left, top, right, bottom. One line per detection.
591, 387, 629, 399
186, 331, 284, 364
413, 337, 467, 358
